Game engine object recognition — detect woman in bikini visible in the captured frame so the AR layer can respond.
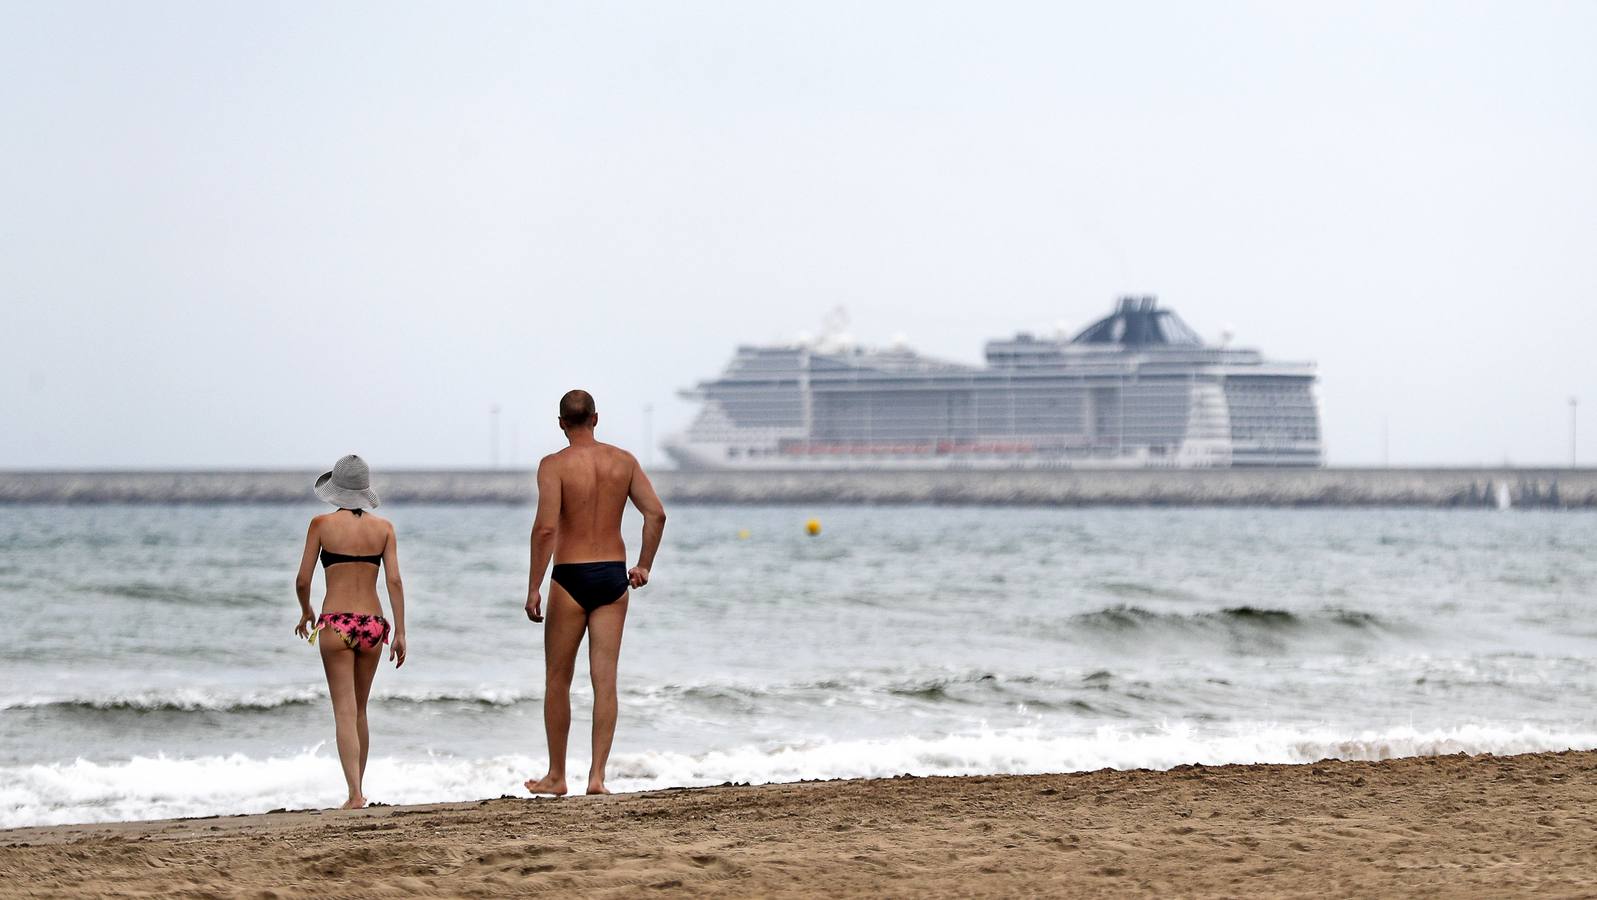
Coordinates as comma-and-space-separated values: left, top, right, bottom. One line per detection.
293, 454, 408, 809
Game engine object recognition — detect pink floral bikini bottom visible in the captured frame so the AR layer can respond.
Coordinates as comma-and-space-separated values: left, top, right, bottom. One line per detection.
315, 612, 390, 650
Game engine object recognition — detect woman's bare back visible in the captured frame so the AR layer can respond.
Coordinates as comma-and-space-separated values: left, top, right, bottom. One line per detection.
316, 510, 391, 614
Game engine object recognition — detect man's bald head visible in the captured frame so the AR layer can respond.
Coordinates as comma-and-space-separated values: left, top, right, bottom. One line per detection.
559, 389, 597, 428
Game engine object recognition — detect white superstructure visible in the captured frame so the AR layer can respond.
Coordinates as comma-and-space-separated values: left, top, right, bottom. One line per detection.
667, 297, 1321, 470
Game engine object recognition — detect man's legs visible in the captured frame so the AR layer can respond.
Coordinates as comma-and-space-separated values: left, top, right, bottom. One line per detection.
585, 594, 629, 794
525, 584, 587, 796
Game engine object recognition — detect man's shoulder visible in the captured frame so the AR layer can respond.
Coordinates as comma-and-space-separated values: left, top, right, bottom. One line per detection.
538, 444, 637, 473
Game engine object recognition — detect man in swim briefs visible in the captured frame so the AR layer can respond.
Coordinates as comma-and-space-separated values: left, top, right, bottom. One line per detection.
523, 389, 667, 796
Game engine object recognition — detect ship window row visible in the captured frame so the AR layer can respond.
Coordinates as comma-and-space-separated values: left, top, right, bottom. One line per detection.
727, 358, 806, 374
1232, 424, 1320, 441
697, 380, 1319, 446
806, 394, 1195, 443
704, 388, 805, 427
1223, 382, 1317, 443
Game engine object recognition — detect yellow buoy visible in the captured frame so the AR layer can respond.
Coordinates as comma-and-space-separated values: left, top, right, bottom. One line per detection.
736, 528, 751, 540
805, 518, 822, 536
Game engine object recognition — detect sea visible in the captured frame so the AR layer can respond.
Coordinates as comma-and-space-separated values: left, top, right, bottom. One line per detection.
3, 503, 1595, 828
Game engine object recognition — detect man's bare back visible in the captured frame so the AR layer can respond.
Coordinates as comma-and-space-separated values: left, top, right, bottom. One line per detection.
545, 442, 637, 565
522, 389, 665, 796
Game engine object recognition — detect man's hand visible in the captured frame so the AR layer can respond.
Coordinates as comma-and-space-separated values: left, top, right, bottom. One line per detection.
526, 587, 544, 623
628, 566, 649, 589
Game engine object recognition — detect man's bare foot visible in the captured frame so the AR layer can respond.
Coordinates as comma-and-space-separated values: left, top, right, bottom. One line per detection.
340, 795, 367, 810
586, 781, 611, 795
524, 774, 568, 796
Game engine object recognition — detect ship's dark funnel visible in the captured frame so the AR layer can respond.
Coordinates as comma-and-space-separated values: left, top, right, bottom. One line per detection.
1069, 296, 1204, 348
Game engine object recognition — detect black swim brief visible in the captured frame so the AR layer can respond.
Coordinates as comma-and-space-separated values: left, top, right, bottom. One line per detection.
551, 561, 629, 612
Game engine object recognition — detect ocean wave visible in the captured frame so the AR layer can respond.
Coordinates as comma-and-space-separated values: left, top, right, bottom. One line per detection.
71, 581, 275, 605
631, 670, 1126, 713
18, 651, 1565, 720
1066, 605, 1386, 634
0, 685, 537, 713
1091, 580, 1200, 602
4, 723, 1594, 828
1, 670, 1111, 715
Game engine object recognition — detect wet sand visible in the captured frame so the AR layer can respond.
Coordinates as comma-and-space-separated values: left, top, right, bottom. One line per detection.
3, 750, 1595, 898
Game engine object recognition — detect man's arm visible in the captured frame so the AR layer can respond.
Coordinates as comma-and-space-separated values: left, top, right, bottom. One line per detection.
526, 457, 561, 622
627, 457, 666, 588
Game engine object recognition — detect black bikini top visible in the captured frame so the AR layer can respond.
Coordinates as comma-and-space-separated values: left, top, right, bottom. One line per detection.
321, 548, 383, 568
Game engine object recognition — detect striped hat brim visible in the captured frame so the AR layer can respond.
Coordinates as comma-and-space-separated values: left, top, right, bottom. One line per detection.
313, 471, 381, 509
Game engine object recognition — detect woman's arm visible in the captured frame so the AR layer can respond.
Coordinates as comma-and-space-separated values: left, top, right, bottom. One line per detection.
383, 520, 407, 668
293, 518, 320, 638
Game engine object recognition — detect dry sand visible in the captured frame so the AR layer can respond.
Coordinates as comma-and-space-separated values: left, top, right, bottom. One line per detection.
3, 750, 1596, 898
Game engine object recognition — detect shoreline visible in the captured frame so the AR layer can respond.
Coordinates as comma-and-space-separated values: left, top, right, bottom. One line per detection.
5, 750, 1596, 897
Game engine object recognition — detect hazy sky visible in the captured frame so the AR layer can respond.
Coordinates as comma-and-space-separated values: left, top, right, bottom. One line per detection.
3, 1, 1594, 469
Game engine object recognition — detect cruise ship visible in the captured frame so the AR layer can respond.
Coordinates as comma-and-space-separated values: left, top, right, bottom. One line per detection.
666, 297, 1321, 470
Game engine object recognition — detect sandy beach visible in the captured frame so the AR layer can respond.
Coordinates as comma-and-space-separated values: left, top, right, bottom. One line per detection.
2, 750, 1594, 898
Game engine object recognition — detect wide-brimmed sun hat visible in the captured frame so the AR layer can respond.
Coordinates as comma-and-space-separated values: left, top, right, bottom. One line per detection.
313, 454, 381, 509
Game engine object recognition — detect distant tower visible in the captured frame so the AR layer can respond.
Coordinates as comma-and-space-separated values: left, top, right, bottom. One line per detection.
1571, 397, 1579, 467
490, 404, 501, 469
643, 403, 655, 466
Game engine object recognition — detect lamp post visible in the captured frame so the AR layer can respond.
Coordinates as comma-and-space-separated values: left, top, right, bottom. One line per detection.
490, 404, 501, 469
643, 403, 655, 466
1571, 397, 1579, 467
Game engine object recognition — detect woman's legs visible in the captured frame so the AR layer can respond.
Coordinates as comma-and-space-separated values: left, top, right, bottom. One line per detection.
351, 643, 383, 791
319, 637, 366, 808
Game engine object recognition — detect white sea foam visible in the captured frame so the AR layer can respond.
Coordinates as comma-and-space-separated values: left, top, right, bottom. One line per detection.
5, 723, 1594, 829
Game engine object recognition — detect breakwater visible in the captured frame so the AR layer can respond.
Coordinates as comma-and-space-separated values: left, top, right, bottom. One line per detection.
1, 468, 1594, 508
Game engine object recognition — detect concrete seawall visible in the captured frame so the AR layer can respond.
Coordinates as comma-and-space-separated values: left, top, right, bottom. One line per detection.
2, 468, 1595, 508
655, 468, 1597, 508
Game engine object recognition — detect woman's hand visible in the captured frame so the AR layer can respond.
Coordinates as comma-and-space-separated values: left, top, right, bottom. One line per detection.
390, 632, 407, 668
294, 608, 316, 640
